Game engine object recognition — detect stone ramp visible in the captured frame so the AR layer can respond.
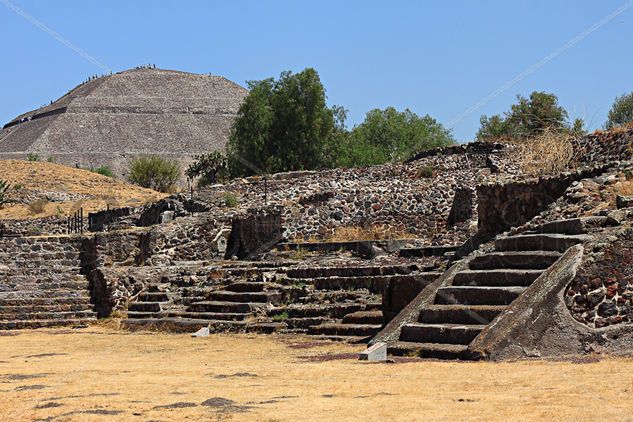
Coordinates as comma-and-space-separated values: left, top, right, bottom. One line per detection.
0, 236, 97, 329
376, 219, 602, 360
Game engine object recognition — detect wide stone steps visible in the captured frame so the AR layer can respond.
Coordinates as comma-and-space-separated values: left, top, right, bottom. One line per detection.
292, 273, 440, 293
418, 305, 506, 325
452, 270, 543, 287
0, 310, 96, 321
122, 317, 285, 334
434, 286, 525, 306
400, 323, 485, 345
388, 341, 471, 360
224, 282, 265, 292
128, 302, 168, 313
0, 294, 91, 305
0, 318, 94, 330
342, 310, 383, 325
127, 311, 251, 321
495, 234, 590, 252
285, 265, 414, 279
0, 282, 90, 292
187, 300, 263, 314
271, 303, 365, 319
469, 251, 562, 270
307, 322, 382, 337
207, 290, 280, 304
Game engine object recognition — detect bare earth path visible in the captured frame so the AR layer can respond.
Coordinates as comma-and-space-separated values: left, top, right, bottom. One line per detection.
0, 327, 631, 421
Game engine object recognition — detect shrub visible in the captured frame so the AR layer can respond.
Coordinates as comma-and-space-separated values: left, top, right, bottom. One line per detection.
28, 198, 48, 214
416, 165, 435, 178
0, 180, 11, 208
46, 156, 56, 163
26, 153, 39, 162
128, 156, 180, 192
224, 192, 238, 208
92, 166, 114, 178
186, 152, 228, 187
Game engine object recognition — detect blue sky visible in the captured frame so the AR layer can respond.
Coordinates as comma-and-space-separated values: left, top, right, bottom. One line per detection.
1, 0, 632, 141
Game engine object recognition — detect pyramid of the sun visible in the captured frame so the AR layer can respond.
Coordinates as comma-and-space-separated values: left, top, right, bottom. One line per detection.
0, 67, 248, 178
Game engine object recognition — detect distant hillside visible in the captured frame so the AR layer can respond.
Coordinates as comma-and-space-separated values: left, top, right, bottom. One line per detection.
0, 160, 165, 220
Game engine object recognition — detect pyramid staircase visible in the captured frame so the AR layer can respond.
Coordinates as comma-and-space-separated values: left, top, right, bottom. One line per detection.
0, 236, 97, 329
385, 219, 600, 359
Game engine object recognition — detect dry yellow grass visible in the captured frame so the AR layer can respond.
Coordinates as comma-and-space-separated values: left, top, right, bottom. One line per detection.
513, 130, 575, 177
1, 327, 632, 421
0, 160, 166, 219
313, 225, 415, 242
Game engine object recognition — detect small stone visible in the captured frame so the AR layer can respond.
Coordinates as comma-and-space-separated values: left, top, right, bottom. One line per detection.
191, 327, 209, 338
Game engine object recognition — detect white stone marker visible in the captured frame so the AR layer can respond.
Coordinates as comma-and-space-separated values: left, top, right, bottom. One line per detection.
191, 326, 210, 338
358, 342, 387, 361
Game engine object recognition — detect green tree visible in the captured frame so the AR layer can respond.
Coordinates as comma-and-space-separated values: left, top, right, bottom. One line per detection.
228, 68, 342, 176
337, 107, 455, 167
477, 91, 583, 141
128, 155, 180, 193
606, 92, 633, 129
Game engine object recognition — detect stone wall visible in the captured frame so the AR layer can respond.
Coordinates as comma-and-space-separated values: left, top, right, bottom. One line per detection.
476, 166, 610, 237
567, 227, 633, 328
225, 206, 283, 259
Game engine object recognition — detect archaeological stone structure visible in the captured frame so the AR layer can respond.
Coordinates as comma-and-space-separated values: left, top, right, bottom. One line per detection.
0, 125, 632, 361
0, 67, 247, 179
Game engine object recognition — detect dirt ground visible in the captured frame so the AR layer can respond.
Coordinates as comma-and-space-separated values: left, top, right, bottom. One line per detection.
0, 160, 165, 220
0, 327, 632, 422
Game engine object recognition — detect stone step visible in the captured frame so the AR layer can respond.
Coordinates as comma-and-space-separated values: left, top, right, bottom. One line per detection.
494, 234, 590, 252
166, 311, 251, 321
121, 318, 285, 334
307, 323, 382, 337
400, 323, 485, 345
530, 217, 609, 235
0, 303, 93, 313
435, 286, 525, 306
0, 282, 89, 292
0, 318, 95, 330
452, 269, 543, 287
297, 273, 440, 293
418, 305, 506, 325
469, 251, 562, 270
128, 302, 166, 313
272, 303, 365, 319
304, 290, 377, 303
285, 265, 413, 279
283, 317, 333, 329
207, 291, 280, 304
0, 310, 96, 321
341, 310, 383, 325
187, 301, 262, 314
137, 292, 171, 302
388, 341, 472, 360
0, 296, 92, 306
126, 311, 251, 321
224, 282, 265, 292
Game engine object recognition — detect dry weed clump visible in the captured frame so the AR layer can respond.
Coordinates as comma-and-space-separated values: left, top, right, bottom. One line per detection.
27, 198, 48, 215
326, 225, 415, 241
514, 129, 575, 177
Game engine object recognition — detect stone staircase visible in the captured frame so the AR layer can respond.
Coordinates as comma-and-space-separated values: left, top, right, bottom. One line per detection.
122, 262, 440, 341
270, 265, 439, 343
386, 223, 593, 359
0, 236, 97, 329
